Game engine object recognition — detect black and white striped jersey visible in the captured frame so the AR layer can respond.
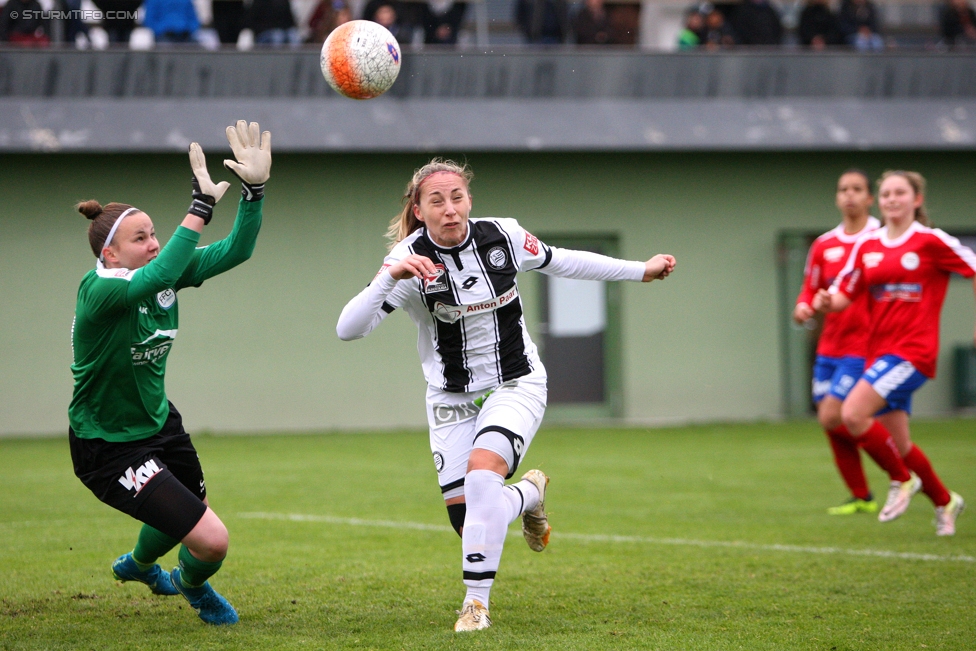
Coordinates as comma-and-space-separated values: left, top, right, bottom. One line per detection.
338, 217, 645, 393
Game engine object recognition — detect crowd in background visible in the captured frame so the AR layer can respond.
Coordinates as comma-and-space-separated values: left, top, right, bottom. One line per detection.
1, 0, 975, 49
678, 0, 976, 49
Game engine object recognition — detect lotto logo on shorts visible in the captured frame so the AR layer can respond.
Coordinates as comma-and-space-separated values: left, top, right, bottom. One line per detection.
118, 459, 162, 495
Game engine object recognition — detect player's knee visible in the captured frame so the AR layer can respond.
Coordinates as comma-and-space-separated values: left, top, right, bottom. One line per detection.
817, 407, 842, 431
840, 403, 869, 436
193, 520, 229, 562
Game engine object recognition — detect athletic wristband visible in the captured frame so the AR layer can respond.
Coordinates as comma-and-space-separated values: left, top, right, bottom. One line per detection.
187, 198, 214, 223
188, 174, 217, 224
241, 182, 265, 202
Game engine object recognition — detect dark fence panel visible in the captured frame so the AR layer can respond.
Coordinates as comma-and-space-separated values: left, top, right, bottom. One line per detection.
2, 50, 976, 99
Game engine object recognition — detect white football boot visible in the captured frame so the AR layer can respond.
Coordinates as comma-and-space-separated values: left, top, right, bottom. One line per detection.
454, 599, 491, 632
878, 473, 922, 523
520, 469, 551, 552
935, 491, 965, 536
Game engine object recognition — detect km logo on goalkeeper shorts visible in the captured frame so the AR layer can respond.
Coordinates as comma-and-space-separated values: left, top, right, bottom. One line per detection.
118, 459, 162, 495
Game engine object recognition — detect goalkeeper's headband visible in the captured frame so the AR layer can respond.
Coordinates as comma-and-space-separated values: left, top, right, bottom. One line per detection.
99, 207, 140, 262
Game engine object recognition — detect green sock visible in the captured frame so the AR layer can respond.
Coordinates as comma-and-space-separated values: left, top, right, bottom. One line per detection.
177, 545, 223, 588
132, 525, 179, 568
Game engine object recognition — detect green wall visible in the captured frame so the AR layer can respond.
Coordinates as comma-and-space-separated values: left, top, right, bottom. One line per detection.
2, 151, 974, 436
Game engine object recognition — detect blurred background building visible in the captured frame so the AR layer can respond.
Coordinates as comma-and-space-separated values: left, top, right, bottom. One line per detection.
1, 0, 975, 436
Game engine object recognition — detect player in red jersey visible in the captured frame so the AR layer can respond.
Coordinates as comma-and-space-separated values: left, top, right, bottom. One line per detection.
794, 170, 916, 516
815, 170, 976, 535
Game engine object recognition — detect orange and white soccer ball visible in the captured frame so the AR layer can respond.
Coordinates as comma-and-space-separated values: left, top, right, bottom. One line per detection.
320, 20, 401, 100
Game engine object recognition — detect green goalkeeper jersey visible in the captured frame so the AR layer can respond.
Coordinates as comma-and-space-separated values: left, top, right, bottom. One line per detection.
68, 199, 263, 443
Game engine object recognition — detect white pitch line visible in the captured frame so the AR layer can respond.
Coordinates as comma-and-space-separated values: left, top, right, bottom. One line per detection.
236, 512, 976, 564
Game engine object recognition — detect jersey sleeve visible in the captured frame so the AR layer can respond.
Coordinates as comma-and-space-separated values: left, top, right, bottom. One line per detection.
175, 198, 263, 290
493, 218, 553, 272
83, 225, 200, 321
796, 240, 822, 307
831, 237, 866, 300
930, 229, 976, 278
336, 246, 414, 341
537, 247, 645, 281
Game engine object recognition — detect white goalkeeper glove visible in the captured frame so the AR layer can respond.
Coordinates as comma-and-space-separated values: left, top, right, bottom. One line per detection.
223, 120, 271, 202
188, 142, 231, 224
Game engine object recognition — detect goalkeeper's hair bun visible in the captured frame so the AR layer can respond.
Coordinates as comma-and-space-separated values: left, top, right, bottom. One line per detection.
77, 200, 103, 220
79, 201, 138, 258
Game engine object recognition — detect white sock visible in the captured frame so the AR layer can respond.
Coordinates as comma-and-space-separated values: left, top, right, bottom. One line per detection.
502, 479, 540, 518
461, 469, 516, 607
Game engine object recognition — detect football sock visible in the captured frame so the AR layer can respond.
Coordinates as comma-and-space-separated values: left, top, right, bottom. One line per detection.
461, 470, 517, 608
132, 524, 179, 568
502, 478, 540, 516
856, 420, 911, 482
826, 426, 871, 501
177, 545, 224, 588
903, 444, 951, 507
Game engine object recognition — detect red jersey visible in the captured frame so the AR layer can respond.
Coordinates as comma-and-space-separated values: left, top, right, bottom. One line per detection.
797, 217, 880, 358
833, 222, 976, 378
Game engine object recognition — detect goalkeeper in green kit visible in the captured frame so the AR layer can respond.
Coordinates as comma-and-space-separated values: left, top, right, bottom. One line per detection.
67, 121, 270, 626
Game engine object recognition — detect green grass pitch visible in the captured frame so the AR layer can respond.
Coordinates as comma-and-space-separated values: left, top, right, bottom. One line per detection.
2, 420, 974, 650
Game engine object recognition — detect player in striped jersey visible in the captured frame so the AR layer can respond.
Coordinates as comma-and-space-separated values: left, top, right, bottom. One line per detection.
816, 170, 976, 535
68, 122, 270, 624
337, 159, 676, 631
794, 170, 915, 516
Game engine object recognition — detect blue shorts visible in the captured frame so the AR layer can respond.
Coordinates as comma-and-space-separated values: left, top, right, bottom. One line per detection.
812, 355, 865, 403
863, 355, 928, 415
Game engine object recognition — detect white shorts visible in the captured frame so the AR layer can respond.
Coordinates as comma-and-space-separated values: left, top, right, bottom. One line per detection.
426, 367, 548, 500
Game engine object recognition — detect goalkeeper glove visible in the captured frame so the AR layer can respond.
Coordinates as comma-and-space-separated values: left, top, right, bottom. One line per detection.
223, 120, 271, 201
187, 142, 230, 224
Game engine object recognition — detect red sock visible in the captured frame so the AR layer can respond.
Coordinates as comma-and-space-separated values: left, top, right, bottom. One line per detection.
903, 444, 950, 507
856, 420, 911, 482
826, 426, 870, 500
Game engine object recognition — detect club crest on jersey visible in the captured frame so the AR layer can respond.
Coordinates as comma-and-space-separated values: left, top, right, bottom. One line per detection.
823, 246, 846, 263
901, 252, 920, 270
862, 252, 884, 268
487, 246, 508, 270
118, 459, 162, 495
423, 264, 449, 293
524, 232, 540, 256
156, 288, 176, 309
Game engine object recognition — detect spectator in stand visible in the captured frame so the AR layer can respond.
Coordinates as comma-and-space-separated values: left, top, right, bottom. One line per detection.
212, 0, 247, 45
839, 0, 883, 50
307, 0, 351, 43
53, 0, 90, 45
0, 0, 50, 45
799, 0, 843, 48
731, 0, 783, 45
702, 5, 735, 49
143, 0, 201, 44
574, 0, 612, 45
361, 0, 404, 41
421, 0, 466, 45
248, 0, 301, 46
515, 0, 567, 44
92, 0, 141, 43
941, 0, 976, 47
606, 2, 639, 44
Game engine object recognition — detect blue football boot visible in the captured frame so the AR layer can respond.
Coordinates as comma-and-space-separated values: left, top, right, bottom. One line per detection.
112, 553, 179, 596
170, 567, 239, 625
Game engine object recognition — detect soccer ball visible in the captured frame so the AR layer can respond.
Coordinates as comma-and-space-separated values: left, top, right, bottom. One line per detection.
320, 20, 401, 100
